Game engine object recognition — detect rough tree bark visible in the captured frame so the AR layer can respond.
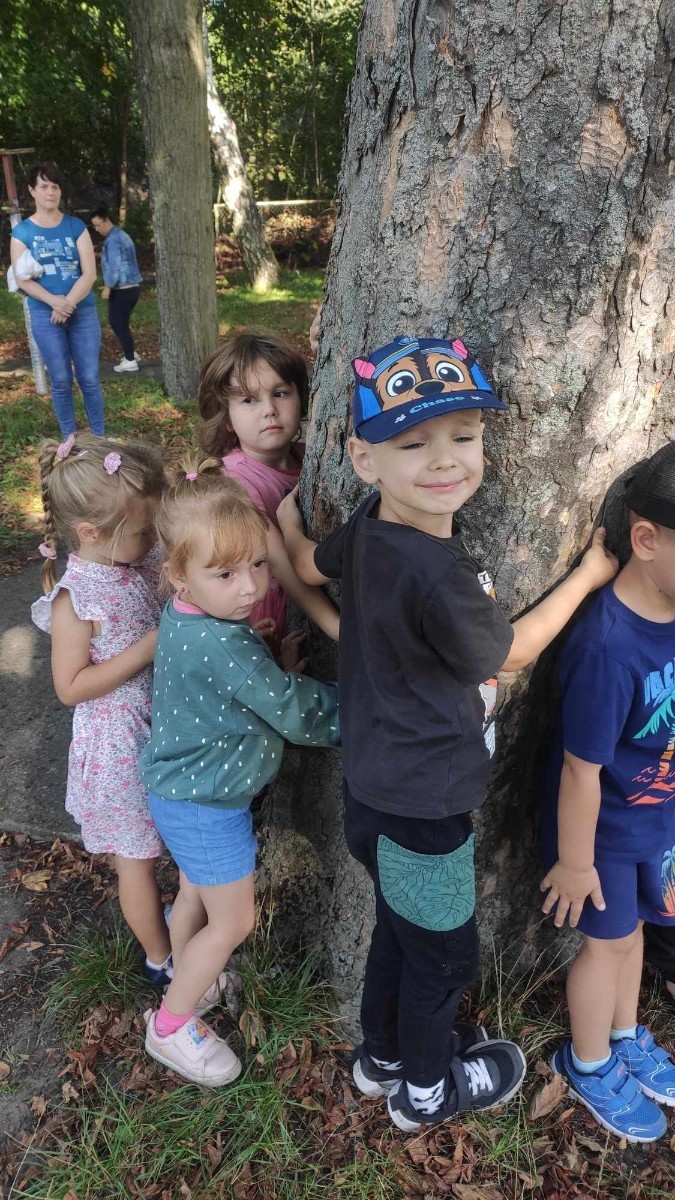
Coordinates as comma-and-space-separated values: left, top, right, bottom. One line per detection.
126, 0, 217, 398
262, 0, 675, 1022
202, 17, 279, 293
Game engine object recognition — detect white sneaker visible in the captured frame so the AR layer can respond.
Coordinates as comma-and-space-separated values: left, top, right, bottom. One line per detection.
195, 971, 230, 1017
144, 1009, 241, 1087
113, 357, 139, 373
134, 351, 141, 363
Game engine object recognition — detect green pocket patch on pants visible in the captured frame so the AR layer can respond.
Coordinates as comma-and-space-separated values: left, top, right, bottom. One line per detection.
377, 833, 476, 931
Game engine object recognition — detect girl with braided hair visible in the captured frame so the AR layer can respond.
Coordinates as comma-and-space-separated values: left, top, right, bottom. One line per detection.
31, 433, 174, 985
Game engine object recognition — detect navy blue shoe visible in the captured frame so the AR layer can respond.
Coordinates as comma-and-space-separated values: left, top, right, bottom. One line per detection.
144, 956, 173, 987
352, 1022, 489, 1099
551, 1040, 666, 1143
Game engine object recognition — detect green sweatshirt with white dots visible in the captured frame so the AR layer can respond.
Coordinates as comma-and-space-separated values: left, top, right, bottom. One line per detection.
140, 602, 340, 808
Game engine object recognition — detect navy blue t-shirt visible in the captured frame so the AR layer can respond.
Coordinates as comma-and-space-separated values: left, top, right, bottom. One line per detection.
543, 583, 675, 862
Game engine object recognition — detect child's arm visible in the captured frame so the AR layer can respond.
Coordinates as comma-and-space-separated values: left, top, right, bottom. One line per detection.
276, 489, 332, 587
265, 522, 338, 639
540, 751, 606, 928
501, 528, 618, 671
50, 589, 157, 705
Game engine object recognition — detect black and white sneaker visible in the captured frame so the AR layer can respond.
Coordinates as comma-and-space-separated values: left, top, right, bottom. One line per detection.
352, 1022, 489, 1099
387, 1039, 527, 1132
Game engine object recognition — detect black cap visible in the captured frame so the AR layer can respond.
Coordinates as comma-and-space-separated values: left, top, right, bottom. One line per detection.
625, 442, 675, 531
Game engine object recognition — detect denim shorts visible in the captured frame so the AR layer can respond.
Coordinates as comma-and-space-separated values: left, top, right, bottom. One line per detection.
148, 793, 257, 886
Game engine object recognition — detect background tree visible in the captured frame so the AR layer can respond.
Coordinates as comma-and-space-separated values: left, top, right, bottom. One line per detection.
262, 0, 675, 1020
202, 14, 279, 292
125, 0, 217, 398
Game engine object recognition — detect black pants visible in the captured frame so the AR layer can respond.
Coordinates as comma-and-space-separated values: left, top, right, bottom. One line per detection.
108, 285, 140, 360
644, 921, 675, 983
343, 783, 480, 1088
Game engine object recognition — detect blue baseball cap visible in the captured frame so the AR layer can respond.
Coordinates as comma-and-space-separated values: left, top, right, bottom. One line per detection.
351, 335, 507, 444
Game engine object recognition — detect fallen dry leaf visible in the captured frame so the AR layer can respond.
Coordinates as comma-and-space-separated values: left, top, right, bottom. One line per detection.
21, 869, 52, 892
529, 1071, 567, 1120
23, 941, 45, 951
0, 1061, 11, 1079
61, 1081, 79, 1103
454, 1185, 504, 1200
30, 1095, 47, 1117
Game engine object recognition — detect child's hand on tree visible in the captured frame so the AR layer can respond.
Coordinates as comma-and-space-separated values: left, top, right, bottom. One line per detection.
280, 628, 308, 673
540, 860, 605, 928
577, 527, 619, 590
277, 486, 303, 534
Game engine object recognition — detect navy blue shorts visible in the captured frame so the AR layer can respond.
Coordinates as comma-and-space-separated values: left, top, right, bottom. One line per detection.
542, 841, 675, 939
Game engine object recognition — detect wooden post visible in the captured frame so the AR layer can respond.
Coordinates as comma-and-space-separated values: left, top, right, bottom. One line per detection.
1, 148, 48, 395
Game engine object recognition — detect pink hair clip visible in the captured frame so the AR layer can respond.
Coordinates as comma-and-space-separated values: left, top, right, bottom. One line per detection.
185, 471, 198, 481
104, 451, 122, 475
55, 434, 76, 461
38, 543, 57, 560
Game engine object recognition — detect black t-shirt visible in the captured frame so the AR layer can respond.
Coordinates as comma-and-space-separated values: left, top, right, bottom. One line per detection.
314, 494, 514, 818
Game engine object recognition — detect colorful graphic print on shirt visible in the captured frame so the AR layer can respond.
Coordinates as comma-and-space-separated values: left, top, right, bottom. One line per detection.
630, 660, 675, 807
477, 569, 499, 756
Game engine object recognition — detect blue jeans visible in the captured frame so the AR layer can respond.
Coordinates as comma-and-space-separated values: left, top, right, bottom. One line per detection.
30, 301, 105, 436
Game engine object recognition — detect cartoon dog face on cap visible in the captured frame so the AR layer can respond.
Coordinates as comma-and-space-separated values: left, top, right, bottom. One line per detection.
353, 336, 493, 425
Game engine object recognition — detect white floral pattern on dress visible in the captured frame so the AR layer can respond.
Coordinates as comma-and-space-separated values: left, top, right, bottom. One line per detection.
32, 546, 165, 857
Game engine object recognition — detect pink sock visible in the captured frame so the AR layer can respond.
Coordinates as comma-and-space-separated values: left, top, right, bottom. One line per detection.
155, 1001, 196, 1038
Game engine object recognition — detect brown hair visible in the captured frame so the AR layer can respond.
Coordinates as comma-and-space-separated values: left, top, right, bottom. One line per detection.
155, 454, 270, 585
197, 328, 309, 459
28, 162, 64, 190
38, 434, 165, 591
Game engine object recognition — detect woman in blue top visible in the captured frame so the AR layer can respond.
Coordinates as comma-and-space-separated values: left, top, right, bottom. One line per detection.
11, 163, 105, 437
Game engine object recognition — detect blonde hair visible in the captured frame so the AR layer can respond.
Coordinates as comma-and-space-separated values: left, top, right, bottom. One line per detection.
155, 454, 270, 583
38, 434, 165, 592
197, 328, 309, 459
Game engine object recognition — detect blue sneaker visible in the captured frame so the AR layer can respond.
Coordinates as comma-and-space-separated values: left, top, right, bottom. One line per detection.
551, 1040, 667, 1143
144, 956, 173, 987
612, 1026, 675, 1106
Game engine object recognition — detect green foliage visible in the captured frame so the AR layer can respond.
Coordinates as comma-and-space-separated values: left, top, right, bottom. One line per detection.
0, 0, 143, 201
209, 0, 361, 198
41, 917, 150, 1031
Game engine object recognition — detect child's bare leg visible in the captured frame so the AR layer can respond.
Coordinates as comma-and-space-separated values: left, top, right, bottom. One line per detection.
114, 855, 171, 964
567, 929, 639, 1062
162, 872, 255, 1015
168, 870, 208, 970
612, 922, 643, 1031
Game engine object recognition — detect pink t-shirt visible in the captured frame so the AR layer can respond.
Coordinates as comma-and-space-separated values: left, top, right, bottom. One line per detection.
221, 446, 304, 644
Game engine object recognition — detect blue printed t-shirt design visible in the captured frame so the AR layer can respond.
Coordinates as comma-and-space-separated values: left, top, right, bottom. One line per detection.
140, 602, 339, 808
544, 583, 675, 862
313, 493, 514, 819
12, 215, 95, 311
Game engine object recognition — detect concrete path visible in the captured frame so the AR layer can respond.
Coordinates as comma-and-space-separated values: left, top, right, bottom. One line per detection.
0, 561, 79, 841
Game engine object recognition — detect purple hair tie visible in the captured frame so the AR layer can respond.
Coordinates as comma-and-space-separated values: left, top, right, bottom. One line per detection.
55, 434, 76, 461
185, 471, 199, 481
38, 543, 57, 560
104, 451, 122, 475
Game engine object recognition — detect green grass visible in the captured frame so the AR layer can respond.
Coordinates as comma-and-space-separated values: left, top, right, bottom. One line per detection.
41, 916, 151, 1031
0, 269, 324, 346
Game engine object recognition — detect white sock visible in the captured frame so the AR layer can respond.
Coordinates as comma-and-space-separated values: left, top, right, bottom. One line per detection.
407, 1077, 446, 1114
610, 1025, 638, 1041
371, 1055, 403, 1071
146, 954, 173, 978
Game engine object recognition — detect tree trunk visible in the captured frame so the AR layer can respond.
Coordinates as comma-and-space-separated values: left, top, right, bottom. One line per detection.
262, 0, 675, 1026
126, 0, 217, 398
202, 16, 279, 293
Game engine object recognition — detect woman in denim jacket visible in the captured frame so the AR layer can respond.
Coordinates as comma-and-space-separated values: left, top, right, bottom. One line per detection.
91, 208, 143, 374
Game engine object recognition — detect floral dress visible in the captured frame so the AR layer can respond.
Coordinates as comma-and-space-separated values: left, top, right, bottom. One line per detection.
31, 547, 164, 857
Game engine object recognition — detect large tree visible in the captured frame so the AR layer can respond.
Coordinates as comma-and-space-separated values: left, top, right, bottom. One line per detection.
126, 0, 217, 398
262, 0, 675, 1021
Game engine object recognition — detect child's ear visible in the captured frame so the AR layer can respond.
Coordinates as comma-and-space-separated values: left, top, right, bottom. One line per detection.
75, 520, 99, 545
164, 563, 185, 593
348, 435, 380, 485
630, 517, 658, 561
